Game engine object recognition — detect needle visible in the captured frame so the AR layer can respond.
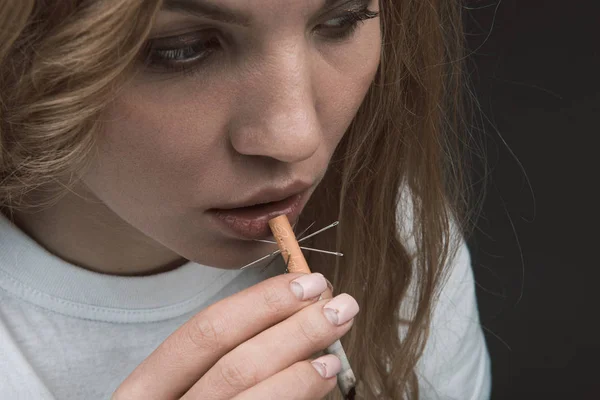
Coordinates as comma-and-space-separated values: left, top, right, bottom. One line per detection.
240, 221, 341, 270
253, 221, 339, 245
253, 221, 317, 244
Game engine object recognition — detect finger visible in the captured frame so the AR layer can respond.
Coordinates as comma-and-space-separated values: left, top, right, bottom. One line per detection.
184, 293, 358, 400
232, 355, 341, 400
112, 272, 328, 400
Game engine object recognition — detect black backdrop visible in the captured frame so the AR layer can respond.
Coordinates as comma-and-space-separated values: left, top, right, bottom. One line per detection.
465, 1, 598, 399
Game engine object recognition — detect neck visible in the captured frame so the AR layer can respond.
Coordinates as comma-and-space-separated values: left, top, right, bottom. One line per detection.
5, 187, 186, 277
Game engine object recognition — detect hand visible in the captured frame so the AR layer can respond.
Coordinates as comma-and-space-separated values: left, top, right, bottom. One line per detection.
112, 272, 359, 400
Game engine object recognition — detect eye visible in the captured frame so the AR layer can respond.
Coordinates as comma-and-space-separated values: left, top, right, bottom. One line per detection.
316, 8, 380, 40
143, 31, 222, 72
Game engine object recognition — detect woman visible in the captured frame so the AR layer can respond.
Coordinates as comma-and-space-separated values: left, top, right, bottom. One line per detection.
0, 0, 491, 398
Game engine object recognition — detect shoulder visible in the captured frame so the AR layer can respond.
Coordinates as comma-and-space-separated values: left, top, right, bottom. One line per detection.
416, 239, 491, 400
396, 187, 491, 399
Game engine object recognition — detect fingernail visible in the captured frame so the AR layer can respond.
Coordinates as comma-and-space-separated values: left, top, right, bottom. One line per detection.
290, 273, 327, 300
323, 293, 359, 325
324, 278, 334, 293
311, 354, 342, 379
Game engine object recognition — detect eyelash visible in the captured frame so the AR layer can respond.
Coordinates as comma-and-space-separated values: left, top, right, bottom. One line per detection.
143, 8, 380, 73
319, 8, 380, 40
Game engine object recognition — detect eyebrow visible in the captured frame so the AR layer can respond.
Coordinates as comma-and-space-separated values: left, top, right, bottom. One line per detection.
163, 0, 368, 27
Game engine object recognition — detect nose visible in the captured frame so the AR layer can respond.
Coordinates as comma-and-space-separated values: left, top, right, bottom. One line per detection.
228, 43, 321, 164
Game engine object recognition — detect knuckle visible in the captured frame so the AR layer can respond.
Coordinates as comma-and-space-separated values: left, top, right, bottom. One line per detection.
184, 314, 226, 352
320, 373, 338, 397
111, 380, 142, 400
295, 312, 331, 347
261, 281, 293, 314
111, 386, 126, 400
292, 363, 317, 389
282, 362, 335, 399
217, 356, 260, 390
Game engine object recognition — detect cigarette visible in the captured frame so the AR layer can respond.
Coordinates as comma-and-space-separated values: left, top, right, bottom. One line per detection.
268, 215, 357, 400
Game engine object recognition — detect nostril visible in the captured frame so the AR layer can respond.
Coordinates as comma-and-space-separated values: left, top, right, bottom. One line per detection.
227, 104, 321, 163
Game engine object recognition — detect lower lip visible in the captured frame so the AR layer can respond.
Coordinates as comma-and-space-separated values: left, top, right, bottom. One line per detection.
208, 190, 311, 240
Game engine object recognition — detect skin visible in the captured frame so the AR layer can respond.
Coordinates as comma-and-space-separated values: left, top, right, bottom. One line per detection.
6, 2, 379, 397
12, 0, 381, 276
112, 272, 359, 399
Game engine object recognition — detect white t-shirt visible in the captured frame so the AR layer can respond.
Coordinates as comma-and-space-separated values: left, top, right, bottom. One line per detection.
0, 213, 491, 399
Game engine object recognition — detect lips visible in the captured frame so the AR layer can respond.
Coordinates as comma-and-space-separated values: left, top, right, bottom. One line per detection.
207, 184, 313, 240
214, 181, 313, 210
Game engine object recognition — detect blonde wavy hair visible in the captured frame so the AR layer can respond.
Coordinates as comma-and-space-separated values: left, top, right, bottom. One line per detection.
0, 0, 479, 398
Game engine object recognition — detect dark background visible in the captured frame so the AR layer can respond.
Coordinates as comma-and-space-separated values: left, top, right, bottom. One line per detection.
465, 1, 598, 399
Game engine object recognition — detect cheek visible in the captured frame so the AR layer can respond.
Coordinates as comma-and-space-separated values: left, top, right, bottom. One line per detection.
316, 27, 381, 141
84, 87, 231, 208
83, 26, 381, 208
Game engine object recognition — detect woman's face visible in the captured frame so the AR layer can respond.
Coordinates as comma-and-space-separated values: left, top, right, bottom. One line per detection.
80, 0, 381, 270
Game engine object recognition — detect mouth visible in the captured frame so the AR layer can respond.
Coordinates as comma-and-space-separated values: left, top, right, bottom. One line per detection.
207, 184, 313, 240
